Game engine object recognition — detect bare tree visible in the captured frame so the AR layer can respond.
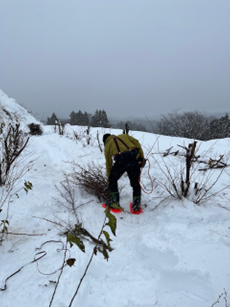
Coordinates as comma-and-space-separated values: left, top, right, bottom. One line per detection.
156, 111, 211, 140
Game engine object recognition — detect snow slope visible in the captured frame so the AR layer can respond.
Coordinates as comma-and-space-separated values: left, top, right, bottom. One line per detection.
0, 89, 40, 129
1, 90, 230, 307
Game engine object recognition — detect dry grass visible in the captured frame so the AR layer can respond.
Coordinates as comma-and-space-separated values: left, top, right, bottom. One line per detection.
70, 161, 109, 202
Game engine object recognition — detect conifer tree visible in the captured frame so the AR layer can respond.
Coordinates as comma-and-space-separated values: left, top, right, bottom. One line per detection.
69, 111, 89, 126
82, 112, 89, 126
69, 111, 78, 125
76, 110, 89, 126
47, 113, 58, 125
101, 110, 110, 128
91, 110, 110, 128
209, 113, 230, 139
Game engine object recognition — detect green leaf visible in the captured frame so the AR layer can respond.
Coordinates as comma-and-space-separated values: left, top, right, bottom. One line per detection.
105, 208, 117, 236
102, 245, 109, 261
74, 223, 82, 231
103, 230, 112, 248
1, 219, 9, 225
110, 203, 124, 211
67, 233, 85, 253
24, 181, 33, 194
97, 245, 109, 261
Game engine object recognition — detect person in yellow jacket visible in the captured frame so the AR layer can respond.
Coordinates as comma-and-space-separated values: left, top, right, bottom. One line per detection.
103, 133, 145, 212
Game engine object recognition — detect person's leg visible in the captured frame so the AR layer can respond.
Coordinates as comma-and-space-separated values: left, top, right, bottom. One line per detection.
127, 161, 141, 211
106, 161, 124, 207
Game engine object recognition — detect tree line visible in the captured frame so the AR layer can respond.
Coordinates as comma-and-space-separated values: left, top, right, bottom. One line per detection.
47, 110, 230, 141
47, 109, 110, 128
154, 111, 230, 140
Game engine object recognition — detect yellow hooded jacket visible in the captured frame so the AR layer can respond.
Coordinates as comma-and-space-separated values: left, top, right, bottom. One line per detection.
104, 134, 144, 178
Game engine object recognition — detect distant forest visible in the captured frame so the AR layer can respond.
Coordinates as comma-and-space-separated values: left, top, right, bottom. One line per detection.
46, 109, 230, 141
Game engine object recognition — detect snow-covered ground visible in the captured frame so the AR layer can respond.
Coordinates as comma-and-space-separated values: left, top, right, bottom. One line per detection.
1, 90, 230, 307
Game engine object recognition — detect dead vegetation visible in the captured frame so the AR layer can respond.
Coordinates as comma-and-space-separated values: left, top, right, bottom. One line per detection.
69, 161, 110, 202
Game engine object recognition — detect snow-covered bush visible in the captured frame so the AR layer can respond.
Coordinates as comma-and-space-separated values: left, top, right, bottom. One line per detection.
28, 123, 43, 135
0, 122, 33, 243
54, 119, 65, 135
0, 122, 29, 186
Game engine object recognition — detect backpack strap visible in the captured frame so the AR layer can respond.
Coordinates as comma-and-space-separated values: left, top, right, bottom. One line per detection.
113, 137, 133, 154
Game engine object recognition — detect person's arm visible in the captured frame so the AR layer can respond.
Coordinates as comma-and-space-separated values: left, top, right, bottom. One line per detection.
104, 145, 113, 179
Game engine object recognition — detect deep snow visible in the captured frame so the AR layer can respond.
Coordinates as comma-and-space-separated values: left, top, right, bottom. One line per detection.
1, 89, 230, 307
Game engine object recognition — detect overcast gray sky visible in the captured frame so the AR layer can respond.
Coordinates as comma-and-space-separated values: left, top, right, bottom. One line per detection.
1, 0, 230, 120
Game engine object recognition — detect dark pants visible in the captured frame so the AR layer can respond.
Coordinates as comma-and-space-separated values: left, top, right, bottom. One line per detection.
108, 150, 141, 198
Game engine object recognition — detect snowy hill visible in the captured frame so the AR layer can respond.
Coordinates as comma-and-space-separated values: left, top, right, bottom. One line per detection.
0, 89, 40, 129
1, 91, 230, 307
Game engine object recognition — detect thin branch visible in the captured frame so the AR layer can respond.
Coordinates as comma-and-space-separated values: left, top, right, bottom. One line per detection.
6, 232, 46, 236
49, 238, 68, 307
68, 215, 107, 307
